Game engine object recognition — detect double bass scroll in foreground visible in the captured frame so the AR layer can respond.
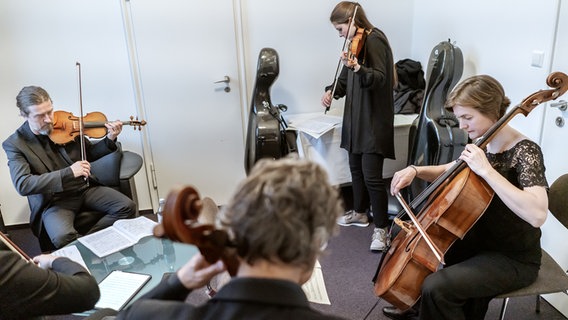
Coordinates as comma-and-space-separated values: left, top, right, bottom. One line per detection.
373, 71, 568, 311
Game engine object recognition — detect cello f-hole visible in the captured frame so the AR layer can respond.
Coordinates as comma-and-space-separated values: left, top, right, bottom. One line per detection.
405, 232, 420, 253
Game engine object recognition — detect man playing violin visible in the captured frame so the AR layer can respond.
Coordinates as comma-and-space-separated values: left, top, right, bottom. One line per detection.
383, 75, 548, 319
2, 86, 136, 249
321, 1, 396, 252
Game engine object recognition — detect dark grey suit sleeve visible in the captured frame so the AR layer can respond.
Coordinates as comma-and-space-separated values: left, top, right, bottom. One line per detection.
0, 251, 100, 319
116, 273, 193, 320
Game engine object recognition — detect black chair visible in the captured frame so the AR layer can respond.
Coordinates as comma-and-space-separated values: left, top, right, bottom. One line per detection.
38, 143, 143, 252
495, 173, 568, 319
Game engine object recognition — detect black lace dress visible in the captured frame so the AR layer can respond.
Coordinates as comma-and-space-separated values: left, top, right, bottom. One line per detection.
455, 139, 548, 266
420, 139, 548, 319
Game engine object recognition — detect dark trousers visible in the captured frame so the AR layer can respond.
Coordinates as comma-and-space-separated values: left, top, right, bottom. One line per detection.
43, 186, 136, 248
419, 250, 539, 320
348, 152, 388, 228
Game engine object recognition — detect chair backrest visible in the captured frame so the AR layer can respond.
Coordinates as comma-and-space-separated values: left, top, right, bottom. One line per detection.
90, 143, 123, 187
548, 173, 568, 229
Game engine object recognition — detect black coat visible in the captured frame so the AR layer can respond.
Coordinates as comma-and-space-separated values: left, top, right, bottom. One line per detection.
117, 276, 346, 320
2, 122, 118, 236
0, 249, 99, 319
327, 28, 395, 158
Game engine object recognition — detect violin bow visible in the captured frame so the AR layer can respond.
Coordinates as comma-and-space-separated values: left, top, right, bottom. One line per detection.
0, 231, 33, 262
326, 5, 359, 114
76, 62, 89, 186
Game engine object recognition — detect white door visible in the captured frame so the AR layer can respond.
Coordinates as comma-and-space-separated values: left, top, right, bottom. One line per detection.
539, 1, 568, 316
126, 0, 246, 206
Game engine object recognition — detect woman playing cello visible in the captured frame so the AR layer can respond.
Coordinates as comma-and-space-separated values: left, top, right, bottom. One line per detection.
384, 75, 548, 320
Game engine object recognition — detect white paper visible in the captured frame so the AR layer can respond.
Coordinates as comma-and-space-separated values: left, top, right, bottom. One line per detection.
95, 270, 151, 311
288, 114, 342, 139
78, 216, 157, 257
52, 245, 90, 273
302, 260, 331, 305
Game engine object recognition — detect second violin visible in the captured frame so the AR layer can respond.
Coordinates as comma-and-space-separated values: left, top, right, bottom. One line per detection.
50, 110, 147, 145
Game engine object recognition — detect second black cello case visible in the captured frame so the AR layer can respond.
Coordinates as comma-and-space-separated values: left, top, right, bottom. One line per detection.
406, 40, 468, 202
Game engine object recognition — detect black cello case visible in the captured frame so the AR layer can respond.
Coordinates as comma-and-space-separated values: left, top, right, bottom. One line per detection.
406, 40, 468, 201
244, 48, 296, 174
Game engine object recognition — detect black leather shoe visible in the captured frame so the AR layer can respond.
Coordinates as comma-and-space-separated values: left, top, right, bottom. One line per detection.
382, 305, 418, 320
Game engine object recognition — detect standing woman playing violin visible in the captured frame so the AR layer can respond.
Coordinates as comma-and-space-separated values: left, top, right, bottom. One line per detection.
385, 75, 548, 320
322, 1, 395, 251
2, 86, 136, 249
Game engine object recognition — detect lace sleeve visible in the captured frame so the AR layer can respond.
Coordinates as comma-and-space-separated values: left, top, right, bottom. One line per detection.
513, 140, 548, 188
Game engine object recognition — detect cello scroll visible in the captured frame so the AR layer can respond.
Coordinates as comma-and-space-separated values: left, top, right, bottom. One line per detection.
153, 186, 239, 276
518, 71, 568, 114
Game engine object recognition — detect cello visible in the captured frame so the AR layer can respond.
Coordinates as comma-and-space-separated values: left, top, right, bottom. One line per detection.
373, 71, 568, 310
153, 185, 239, 277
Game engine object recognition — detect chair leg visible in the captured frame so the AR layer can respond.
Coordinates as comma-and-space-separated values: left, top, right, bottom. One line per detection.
499, 298, 509, 320
535, 295, 541, 313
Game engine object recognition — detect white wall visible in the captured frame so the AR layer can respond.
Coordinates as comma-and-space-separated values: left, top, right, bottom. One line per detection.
411, 0, 559, 141
241, 0, 414, 115
0, 0, 564, 229
0, 0, 150, 225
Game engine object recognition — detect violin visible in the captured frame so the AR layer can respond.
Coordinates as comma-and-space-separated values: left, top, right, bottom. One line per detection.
49, 110, 147, 145
325, 4, 362, 114
348, 27, 367, 60
373, 71, 568, 310
153, 185, 239, 276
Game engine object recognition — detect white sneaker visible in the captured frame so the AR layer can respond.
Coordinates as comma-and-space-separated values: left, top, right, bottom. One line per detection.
337, 210, 369, 227
370, 227, 388, 251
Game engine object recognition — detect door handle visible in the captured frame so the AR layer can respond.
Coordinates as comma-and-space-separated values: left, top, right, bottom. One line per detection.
550, 100, 567, 111
214, 76, 231, 92
214, 76, 230, 84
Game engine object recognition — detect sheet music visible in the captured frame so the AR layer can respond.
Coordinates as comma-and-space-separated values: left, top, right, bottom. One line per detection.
287, 114, 342, 139
52, 245, 90, 273
95, 270, 151, 311
302, 260, 331, 305
78, 216, 157, 257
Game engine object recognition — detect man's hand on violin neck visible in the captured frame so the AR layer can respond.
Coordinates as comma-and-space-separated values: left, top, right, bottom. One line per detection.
105, 120, 123, 140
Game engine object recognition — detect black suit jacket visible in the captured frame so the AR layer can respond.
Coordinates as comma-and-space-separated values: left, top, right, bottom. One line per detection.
0, 248, 99, 319
116, 276, 346, 320
2, 121, 117, 236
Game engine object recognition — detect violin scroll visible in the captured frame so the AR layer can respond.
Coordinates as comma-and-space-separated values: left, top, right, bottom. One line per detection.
153, 185, 239, 276
127, 116, 147, 131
